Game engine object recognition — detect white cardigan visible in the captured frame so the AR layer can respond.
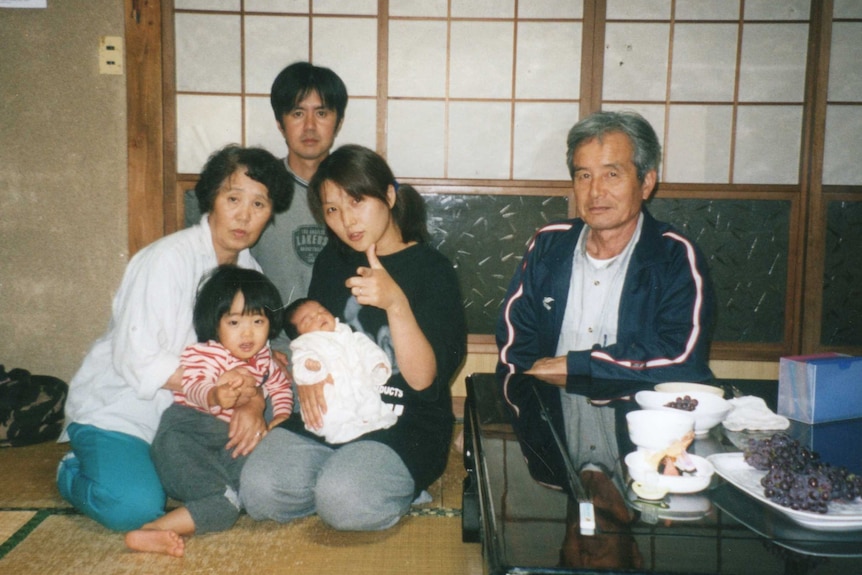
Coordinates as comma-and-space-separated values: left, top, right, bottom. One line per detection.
61, 216, 260, 443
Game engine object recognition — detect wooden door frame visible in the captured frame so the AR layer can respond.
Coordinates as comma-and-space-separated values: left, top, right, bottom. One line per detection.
125, 0, 175, 254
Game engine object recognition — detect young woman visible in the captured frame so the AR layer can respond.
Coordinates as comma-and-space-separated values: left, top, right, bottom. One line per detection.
57, 145, 292, 533
240, 144, 467, 531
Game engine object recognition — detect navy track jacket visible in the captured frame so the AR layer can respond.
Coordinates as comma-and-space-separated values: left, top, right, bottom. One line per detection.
497, 208, 716, 385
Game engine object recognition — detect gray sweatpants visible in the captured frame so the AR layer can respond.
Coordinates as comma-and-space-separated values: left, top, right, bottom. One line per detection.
151, 403, 246, 534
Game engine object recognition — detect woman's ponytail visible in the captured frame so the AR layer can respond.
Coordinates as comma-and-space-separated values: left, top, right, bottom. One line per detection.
392, 183, 429, 244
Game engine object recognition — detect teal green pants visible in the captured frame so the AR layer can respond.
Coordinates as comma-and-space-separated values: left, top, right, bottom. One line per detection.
57, 423, 165, 531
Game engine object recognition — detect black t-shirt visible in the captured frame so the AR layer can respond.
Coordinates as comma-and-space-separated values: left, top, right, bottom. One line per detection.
281, 241, 467, 491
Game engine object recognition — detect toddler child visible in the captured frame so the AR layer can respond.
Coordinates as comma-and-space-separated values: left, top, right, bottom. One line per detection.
125, 265, 292, 556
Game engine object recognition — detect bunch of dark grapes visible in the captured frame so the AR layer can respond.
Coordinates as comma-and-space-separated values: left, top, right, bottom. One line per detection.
743, 433, 862, 514
822, 464, 862, 501
743, 433, 819, 472
664, 395, 698, 411
760, 464, 831, 513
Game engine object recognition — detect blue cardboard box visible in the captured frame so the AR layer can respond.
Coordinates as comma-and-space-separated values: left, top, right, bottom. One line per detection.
778, 353, 862, 424
787, 419, 862, 474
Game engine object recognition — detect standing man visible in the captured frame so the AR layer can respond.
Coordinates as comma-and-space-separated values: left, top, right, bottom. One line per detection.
252, 61, 349, 311
497, 110, 715, 385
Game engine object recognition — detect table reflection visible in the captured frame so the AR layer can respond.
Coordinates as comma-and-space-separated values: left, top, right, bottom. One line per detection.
501, 373, 652, 569
558, 471, 643, 569
467, 372, 862, 574
500, 372, 651, 498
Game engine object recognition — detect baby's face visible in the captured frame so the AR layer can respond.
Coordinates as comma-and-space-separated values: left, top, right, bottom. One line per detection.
293, 301, 337, 335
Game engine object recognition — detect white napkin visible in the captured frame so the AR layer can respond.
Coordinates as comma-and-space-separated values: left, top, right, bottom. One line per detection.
722, 396, 790, 432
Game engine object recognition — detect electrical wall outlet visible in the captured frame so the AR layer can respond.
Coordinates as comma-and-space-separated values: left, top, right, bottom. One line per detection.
99, 36, 124, 75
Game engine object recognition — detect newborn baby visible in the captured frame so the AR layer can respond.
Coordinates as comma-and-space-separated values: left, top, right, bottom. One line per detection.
286, 298, 398, 443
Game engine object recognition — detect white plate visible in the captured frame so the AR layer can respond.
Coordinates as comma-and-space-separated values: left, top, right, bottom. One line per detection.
708, 452, 862, 532
625, 451, 714, 494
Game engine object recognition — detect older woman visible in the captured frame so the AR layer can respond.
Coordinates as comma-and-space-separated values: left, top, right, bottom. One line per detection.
57, 145, 292, 532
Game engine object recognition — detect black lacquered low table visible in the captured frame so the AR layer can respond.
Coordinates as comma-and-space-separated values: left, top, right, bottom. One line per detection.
461, 372, 862, 575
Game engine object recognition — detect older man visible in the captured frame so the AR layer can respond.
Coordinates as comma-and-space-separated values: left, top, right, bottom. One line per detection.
497, 111, 715, 385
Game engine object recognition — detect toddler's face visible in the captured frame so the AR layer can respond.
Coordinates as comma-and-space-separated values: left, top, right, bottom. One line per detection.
217, 291, 270, 360
292, 301, 336, 335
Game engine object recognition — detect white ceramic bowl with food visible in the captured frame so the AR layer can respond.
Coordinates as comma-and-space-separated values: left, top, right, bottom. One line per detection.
626, 408, 695, 452
654, 382, 725, 398
625, 451, 714, 494
635, 390, 731, 436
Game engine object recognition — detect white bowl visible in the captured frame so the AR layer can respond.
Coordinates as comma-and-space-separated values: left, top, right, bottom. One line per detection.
635, 390, 731, 436
654, 382, 725, 398
626, 409, 695, 451
625, 451, 714, 494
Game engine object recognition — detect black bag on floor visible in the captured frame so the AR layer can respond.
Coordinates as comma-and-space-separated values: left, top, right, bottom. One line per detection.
0, 365, 67, 447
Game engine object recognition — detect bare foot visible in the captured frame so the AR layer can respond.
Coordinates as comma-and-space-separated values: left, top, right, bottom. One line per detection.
125, 529, 186, 557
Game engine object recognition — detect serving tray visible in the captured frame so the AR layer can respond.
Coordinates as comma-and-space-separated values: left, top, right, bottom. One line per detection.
708, 452, 862, 532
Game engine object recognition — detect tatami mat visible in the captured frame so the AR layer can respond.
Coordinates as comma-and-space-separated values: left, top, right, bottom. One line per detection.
1, 512, 482, 575
0, 512, 36, 546
0, 442, 70, 508
0, 425, 482, 574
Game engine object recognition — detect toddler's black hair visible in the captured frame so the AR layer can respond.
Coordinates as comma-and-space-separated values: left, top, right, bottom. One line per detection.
193, 265, 284, 343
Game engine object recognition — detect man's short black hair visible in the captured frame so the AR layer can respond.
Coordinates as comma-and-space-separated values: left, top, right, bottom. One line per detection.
270, 61, 348, 126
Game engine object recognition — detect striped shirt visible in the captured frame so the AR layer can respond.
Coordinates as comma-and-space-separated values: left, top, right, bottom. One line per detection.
176, 341, 293, 423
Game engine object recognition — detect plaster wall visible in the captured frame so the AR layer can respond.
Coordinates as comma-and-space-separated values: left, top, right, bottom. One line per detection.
0, 0, 127, 382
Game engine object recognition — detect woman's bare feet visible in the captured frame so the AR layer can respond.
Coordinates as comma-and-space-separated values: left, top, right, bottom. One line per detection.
125, 529, 186, 557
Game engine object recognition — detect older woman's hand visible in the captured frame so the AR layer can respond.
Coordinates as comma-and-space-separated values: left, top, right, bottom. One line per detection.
297, 373, 333, 431
225, 388, 267, 458
162, 365, 185, 392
